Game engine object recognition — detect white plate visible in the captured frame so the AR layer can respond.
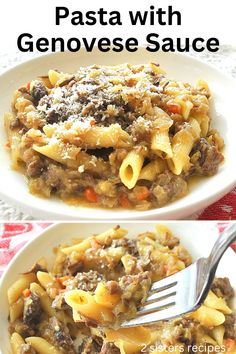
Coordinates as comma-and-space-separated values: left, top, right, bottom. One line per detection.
0, 222, 235, 353
0, 49, 236, 220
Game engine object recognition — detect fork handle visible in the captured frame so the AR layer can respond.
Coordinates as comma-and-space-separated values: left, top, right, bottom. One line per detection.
208, 222, 236, 273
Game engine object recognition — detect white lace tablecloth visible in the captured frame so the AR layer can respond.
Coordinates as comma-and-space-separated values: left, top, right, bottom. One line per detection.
0, 46, 236, 220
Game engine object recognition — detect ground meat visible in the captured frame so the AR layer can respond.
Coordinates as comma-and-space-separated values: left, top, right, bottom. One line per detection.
158, 232, 180, 249
172, 246, 192, 266
38, 81, 132, 129
31, 81, 48, 106
170, 318, 200, 345
27, 159, 44, 177
66, 270, 105, 292
46, 110, 66, 124
40, 317, 75, 354
106, 281, 122, 295
25, 153, 45, 178
129, 117, 152, 142
9, 319, 35, 338
95, 180, 117, 198
211, 278, 234, 300
10, 117, 22, 130
19, 344, 36, 354
52, 293, 70, 310
23, 292, 42, 326
41, 164, 64, 189
152, 171, 188, 206
190, 138, 224, 176
100, 342, 121, 354
119, 271, 151, 303
64, 260, 84, 276
77, 336, 103, 353
112, 238, 139, 256
224, 314, 236, 339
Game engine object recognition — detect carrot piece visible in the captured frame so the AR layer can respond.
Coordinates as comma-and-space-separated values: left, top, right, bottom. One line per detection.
26, 82, 31, 91
166, 102, 182, 114
118, 193, 131, 208
56, 276, 72, 287
135, 186, 150, 201
90, 119, 96, 126
22, 289, 31, 298
84, 187, 98, 203
225, 339, 236, 352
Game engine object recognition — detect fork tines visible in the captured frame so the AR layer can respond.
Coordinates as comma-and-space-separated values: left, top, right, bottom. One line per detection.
121, 261, 201, 327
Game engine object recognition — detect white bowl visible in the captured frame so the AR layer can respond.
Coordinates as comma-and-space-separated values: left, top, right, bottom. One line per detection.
0, 222, 235, 354
0, 49, 236, 220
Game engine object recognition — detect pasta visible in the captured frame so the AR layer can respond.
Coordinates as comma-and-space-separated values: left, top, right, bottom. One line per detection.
8, 273, 36, 305
151, 130, 173, 159
4, 63, 224, 209
138, 158, 166, 181
119, 149, 145, 189
7, 225, 236, 354
10, 333, 25, 354
25, 337, 62, 354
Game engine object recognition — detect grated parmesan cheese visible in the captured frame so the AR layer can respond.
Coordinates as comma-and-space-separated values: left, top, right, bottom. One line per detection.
78, 165, 85, 173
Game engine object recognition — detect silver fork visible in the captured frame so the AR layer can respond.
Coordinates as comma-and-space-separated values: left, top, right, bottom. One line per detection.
121, 222, 236, 327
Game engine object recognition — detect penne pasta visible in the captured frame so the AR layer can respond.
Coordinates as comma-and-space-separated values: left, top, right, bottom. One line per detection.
105, 327, 152, 354
30, 282, 56, 316
191, 113, 210, 137
33, 142, 82, 168
212, 325, 225, 345
8, 273, 36, 305
4, 113, 23, 168
48, 123, 132, 149
9, 298, 24, 322
10, 333, 25, 354
168, 129, 194, 175
48, 70, 61, 86
25, 337, 62, 354
61, 226, 127, 254
36, 271, 60, 295
95, 226, 128, 244
151, 129, 173, 158
181, 100, 194, 119
204, 290, 232, 314
190, 305, 225, 327
61, 238, 92, 255
94, 282, 121, 308
138, 159, 166, 181
65, 289, 113, 323
119, 150, 144, 189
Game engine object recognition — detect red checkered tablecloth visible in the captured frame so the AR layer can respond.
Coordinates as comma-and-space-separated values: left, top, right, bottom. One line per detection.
0, 222, 235, 278
198, 187, 236, 220
0, 223, 50, 277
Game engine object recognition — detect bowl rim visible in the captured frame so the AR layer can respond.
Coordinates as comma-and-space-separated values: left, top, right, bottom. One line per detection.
0, 220, 235, 288
0, 223, 56, 289
0, 49, 236, 220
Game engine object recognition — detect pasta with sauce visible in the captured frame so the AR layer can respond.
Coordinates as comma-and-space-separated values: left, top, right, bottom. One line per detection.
8, 225, 236, 354
4, 63, 224, 209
